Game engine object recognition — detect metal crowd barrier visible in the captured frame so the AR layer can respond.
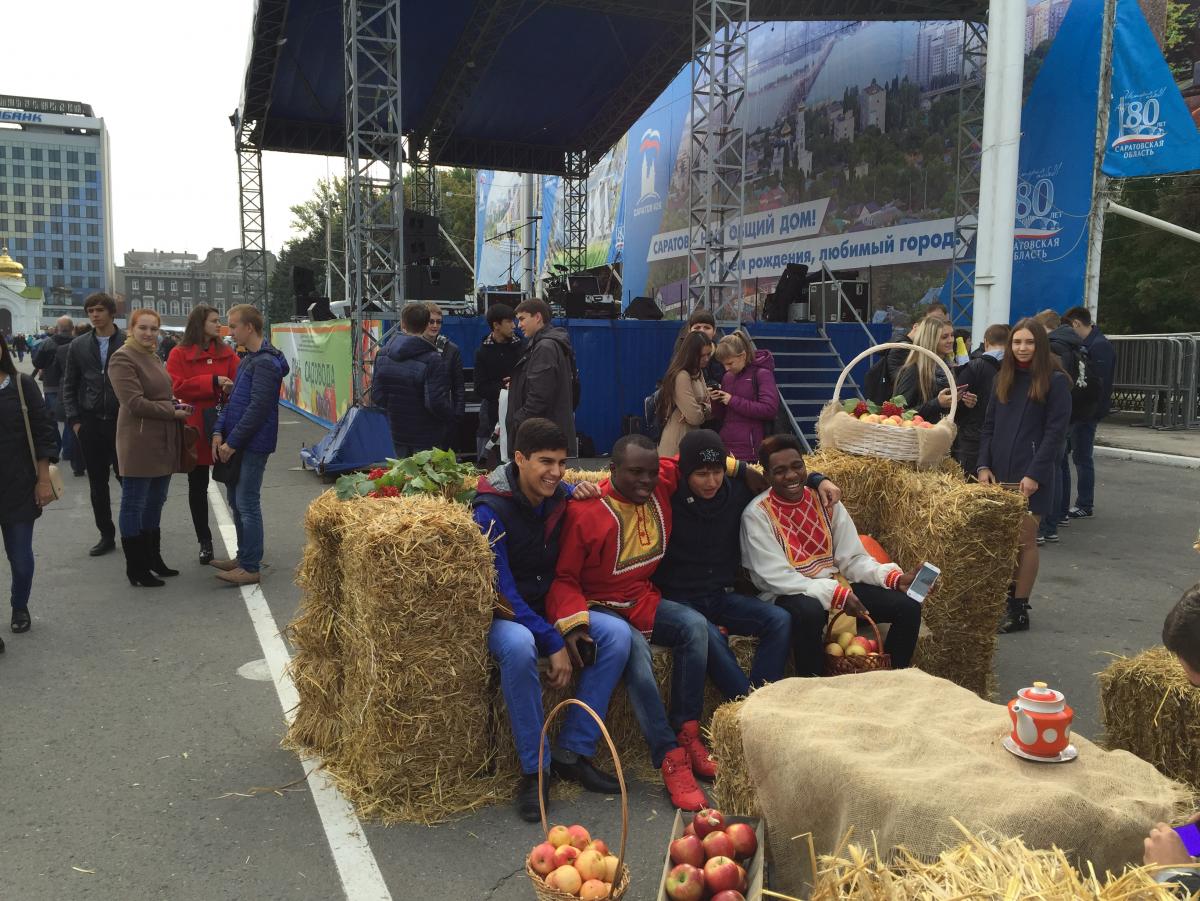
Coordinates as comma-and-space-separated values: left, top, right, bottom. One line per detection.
1108, 333, 1200, 429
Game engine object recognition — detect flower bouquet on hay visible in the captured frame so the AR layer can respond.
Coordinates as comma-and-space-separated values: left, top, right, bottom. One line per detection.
334, 449, 479, 502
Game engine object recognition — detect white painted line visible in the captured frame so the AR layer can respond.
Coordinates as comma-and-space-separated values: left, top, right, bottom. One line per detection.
1094, 445, 1200, 469
208, 481, 393, 901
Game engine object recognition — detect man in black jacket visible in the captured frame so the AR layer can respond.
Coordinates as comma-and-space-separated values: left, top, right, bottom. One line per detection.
473, 304, 522, 459
424, 302, 465, 449
62, 294, 124, 555
1043, 318, 1088, 542
506, 299, 577, 458
370, 303, 453, 456
32, 316, 74, 450
952, 323, 1008, 477
653, 430, 840, 694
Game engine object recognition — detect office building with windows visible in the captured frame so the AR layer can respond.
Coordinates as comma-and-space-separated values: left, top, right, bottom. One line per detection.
0, 94, 114, 317
115, 247, 277, 328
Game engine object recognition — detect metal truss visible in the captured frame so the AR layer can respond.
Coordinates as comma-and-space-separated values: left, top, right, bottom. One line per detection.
562, 150, 589, 275
687, 0, 749, 316
344, 0, 405, 402
235, 115, 270, 323
407, 137, 438, 215
948, 19, 986, 329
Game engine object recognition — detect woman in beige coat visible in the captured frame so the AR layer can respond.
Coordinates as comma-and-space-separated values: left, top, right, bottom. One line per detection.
108, 308, 191, 587
655, 331, 714, 457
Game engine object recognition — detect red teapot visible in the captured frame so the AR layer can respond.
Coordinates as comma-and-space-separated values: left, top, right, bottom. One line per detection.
1007, 681, 1073, 759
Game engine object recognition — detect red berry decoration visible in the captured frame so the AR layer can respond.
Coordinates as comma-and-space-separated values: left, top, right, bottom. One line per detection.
368, 467, 386, 481
852, 401, 869, 418
881, 402, 904, 418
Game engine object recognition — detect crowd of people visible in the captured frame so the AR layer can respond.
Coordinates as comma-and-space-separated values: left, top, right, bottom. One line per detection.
0, 295, 290, 653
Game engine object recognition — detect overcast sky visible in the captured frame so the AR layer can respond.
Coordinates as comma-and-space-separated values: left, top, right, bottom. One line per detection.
6, 0, 333, 262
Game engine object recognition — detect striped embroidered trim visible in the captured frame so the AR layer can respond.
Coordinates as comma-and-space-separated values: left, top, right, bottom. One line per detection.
885, 569, 902, 590
832, 585, 850, 611
555, 610, 591, 635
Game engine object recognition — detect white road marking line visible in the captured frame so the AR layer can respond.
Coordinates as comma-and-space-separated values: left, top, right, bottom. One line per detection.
208, 481, 393, 901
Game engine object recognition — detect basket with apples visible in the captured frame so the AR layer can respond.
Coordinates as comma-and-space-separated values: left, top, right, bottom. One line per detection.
816, 342, 957, 467
823, 613, 891, 676
525, 700, 630, 900
658, 808, 764, 901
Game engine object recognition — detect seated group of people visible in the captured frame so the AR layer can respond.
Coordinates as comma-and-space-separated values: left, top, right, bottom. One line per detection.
472, 417, 927, 821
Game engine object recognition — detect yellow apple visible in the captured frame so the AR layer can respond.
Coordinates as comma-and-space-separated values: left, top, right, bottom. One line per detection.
845, 644, 868, 657
825, 642, 844, 657
836, 632, 854, 650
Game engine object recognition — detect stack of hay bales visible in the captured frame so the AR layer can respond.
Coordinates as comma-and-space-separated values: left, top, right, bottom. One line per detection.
286, 491, 509, 825
805, 450, 1026, 696
1100, 646, 1200, 791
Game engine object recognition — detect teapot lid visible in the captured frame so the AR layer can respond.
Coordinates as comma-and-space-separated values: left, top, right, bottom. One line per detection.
1017, 681, 1065, 707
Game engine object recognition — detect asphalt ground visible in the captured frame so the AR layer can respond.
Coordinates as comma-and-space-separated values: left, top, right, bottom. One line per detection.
2, 405, 1198, 901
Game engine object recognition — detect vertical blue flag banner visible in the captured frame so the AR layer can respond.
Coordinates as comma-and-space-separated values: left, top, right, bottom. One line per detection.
1008, 0, 1103, 322
1103, 0, 1200, 177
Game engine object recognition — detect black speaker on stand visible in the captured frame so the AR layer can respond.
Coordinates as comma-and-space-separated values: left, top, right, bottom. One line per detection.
625, 296, 663, 320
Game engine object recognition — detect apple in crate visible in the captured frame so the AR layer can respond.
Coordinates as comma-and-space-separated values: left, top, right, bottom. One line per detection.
575, 849, 607, 882
669, 833, 705, 868
548, 864, 582, 894
724, 822, 758, 860
528, 841, 556, 877
580, 878, 610, 899
664, 863, 706, 901
693, 808, 726, 837
704, 856, 742, 895
711, 892, 747, 901
702, 830, 736, 861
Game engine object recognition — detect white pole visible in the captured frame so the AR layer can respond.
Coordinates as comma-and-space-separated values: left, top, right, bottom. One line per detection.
971, 14, 1005, 345
522, 174, 536, 298
1083, 0, 1119, 318
1106, 199, 1200, 243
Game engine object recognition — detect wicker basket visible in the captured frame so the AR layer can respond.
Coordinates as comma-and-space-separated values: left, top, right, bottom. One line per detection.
526, 699, 631, 900
816, 342, 959, 467
823, 612, 892, 676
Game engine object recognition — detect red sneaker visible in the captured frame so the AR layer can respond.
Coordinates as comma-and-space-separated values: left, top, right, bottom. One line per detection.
661, 747, 708, 811
676, 720, 718, 780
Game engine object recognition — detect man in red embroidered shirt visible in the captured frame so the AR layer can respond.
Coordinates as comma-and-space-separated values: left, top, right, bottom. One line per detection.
740, 434, 923, 676
547, 434, 742, 810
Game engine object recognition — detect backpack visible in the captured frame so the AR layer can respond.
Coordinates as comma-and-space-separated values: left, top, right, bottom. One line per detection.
1062, 344, 1101, 422
643, 387, 664, 441
749, 362, 794, 439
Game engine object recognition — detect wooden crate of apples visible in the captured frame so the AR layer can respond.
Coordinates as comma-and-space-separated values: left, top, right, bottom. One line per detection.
527, 823, 625, 899
659, 808, 764, 901
836, 396, 936, 430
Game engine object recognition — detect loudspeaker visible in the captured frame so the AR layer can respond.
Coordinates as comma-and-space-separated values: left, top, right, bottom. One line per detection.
563, 292, 618, 319
292, 265, 317, 298
404, 210, 439, 240
405, 264, 470, 301
774, 263, 809, 305
306, 297, 334, 321
625, 296, 663, 320
762, 292, 789, 322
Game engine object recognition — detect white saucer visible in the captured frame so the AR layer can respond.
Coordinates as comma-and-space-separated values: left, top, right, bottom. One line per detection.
1003, 735, 1078, 763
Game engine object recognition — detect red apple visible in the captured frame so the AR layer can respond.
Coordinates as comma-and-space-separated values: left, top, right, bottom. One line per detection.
702, 830, 736, 861
737, 863, 748, 893
711, 892, 746, 901
550, 864, 582, 895
580, 879, 610, 900
575, 849, 607, 882
704, 856, 742, 894
548, 824, 571, 848
553, 844, 580, 868
864, 638, 879, 653
528, 841, 556, 877
724, 822, 758, 860
664, 863, 706, 901
693, 808, 726, 838
567, 824, 592, 850
683, 822, 696, 837
850, 636, 871, 650
669, 834, 705, 868
587, 838, 610, 856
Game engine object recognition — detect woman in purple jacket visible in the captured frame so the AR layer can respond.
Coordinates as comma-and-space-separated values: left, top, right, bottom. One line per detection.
977, 319, 1072, 634
709, 333, 780, 461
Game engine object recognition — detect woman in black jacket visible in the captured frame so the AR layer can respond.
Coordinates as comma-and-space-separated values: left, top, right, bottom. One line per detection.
0, 333, 59, 646
893, 316, 977, 422
977, 320, 1072, 634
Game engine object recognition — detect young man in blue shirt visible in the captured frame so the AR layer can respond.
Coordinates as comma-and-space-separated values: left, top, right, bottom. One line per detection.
472, 417, 630, 821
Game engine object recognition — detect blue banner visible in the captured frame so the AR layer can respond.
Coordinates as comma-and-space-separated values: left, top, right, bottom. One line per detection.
1103, 0, 1200, 177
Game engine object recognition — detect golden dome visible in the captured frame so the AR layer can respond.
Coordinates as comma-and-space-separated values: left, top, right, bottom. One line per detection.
0, 246, 23, 279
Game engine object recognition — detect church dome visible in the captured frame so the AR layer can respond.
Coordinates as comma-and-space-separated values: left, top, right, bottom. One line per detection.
0, 246, 24, 280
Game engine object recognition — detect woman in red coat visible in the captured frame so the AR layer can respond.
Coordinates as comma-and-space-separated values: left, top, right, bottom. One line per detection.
166, 305, 238, 563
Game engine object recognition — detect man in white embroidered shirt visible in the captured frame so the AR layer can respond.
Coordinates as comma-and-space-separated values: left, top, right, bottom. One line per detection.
739, 434, 923, 675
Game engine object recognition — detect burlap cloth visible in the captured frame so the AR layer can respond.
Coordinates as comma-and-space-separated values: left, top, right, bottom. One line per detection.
738, 669, 1188, 893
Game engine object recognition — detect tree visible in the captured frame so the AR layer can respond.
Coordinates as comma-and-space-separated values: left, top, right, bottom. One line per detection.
1164, 0, 1199, 80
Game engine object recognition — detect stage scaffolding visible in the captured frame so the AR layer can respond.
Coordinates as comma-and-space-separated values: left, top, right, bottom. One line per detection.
948, 20, 987, 329
235, 116, 270, 323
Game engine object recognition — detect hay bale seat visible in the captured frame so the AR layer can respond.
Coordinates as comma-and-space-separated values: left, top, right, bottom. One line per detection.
1100, 645, 1200, 791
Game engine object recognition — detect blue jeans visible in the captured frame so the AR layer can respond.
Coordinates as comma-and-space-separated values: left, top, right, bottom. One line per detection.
1068, 420, 1098, 510
679, 590, 792, 695
42, 391, 62, 454
488, 612, 631, 776
226, 450, 269, 573
2, 520, 36, 609
118, 475, 171, 538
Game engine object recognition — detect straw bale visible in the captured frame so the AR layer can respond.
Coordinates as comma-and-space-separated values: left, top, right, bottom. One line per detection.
564, 467, 607, 485
708, 700, 761, 818
1101, 645, 1200, 792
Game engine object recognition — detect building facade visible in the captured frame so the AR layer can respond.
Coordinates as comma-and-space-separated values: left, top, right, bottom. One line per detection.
115, 247, 277, 328
0, 94, 114, 318
0, 246, 45, 336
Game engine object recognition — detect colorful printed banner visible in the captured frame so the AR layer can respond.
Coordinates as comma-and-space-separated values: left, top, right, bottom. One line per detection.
273, 321, 353, 425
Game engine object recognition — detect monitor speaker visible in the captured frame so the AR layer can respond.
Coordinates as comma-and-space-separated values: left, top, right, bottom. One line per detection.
306, 297, 333, 321
292, 265, 317, 298
625, 296, 663, 320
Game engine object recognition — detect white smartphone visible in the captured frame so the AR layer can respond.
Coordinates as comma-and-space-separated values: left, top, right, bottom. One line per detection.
906, 561, 941, 603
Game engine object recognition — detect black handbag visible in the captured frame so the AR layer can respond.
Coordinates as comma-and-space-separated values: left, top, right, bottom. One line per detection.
202, 405, 220, 440
212, 450, 243, 487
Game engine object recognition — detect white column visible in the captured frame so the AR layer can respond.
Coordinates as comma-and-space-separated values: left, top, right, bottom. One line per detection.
973, 0, 1027, 337
1083, 0, 1119, 318
522, 174, 537, 298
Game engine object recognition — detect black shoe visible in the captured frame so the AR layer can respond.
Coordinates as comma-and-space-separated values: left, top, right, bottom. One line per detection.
73, 469, 86, 477
515, 773, 551, 823
0, 634, 5, 653
11, 608, 31, 633
999, 600, 1030, 634
122, 536, 165, 588
145, 529, 179, 577
1042, 532, 1059, 543
89, 535, 116, 556
199, 540, 214, 565
552, 755, 621, 794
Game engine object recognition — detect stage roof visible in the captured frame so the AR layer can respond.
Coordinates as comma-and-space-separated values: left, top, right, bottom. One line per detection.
238, 0, 986, 176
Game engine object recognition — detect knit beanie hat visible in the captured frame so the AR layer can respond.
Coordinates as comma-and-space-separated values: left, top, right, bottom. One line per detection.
678, 429, 728, 479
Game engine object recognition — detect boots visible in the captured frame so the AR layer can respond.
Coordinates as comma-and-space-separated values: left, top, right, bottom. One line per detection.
198, 539, 214, 565
122, 535, 165, 588
999, 596, 1030, 633
676, 720, 718, 780
145, 529, 179, 577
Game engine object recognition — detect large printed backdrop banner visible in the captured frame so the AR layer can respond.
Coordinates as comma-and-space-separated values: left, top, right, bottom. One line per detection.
274, 322, 353, 425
